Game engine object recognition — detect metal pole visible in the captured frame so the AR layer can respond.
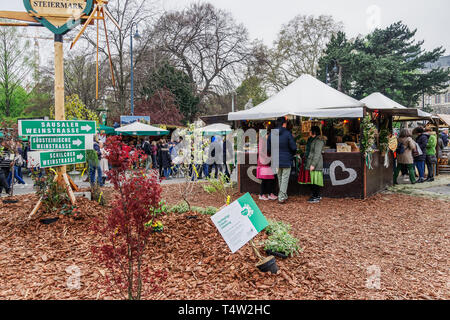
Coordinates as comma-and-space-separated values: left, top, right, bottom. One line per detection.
130, 28, 134, 116
231, 92, 235, 113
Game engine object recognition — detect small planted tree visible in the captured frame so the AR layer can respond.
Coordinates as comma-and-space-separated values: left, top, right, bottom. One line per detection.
92, 136, 167, 300
171, 123, 208, 211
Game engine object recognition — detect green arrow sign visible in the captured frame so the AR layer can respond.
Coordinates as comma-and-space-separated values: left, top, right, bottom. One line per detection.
28, 150, 86, 169
18, 120, 96, 136
30, 135, 94, 151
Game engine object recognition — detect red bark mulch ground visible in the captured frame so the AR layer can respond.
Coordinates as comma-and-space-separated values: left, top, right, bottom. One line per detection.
0, 184, 448, 300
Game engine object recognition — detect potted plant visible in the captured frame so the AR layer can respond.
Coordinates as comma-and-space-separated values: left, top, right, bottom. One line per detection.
264, 220, 301, 258
264, 233, 301, 259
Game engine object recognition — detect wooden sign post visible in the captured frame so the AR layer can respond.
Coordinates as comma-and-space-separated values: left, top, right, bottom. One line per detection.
1, 1, 119, 218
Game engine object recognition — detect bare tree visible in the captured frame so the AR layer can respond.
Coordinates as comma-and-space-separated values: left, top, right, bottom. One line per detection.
80, 0, 160, 116
0, 26, 32, 117
64, 51, 109, 111
154, 3, 252, 105
259, 15, 343, 92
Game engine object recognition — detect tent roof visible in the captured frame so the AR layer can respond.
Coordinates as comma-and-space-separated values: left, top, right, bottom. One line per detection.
199, 123, 232, 135
360, 92, 407, 110
358, 92, 431, 120
228, 74, 364, 120
437, 114, 450, 126
115, 122, 169, 136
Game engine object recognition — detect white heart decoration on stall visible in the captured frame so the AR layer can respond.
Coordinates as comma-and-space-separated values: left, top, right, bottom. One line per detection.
329, 161, 357, 186
247, 166, 262, 184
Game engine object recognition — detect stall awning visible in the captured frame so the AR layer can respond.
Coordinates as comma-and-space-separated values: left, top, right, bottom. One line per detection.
359, 92, 431, 120
391, 109, 432, 121
228, 74, 364, 121
437, 114, 450, 126
115, 122, 169, 136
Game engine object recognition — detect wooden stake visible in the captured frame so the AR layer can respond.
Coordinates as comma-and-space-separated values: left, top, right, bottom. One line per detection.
29, 198, 43, 220
63, 173, 76, 205
249, 240, 263, 261
67, 175, 79, 192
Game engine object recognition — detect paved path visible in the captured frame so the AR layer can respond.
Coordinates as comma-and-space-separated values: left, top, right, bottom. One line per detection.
1, 171, 188, 197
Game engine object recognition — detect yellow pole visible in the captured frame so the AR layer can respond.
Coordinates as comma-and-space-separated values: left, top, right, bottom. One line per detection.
54, 34, 65, 177
54, 34, 76, 205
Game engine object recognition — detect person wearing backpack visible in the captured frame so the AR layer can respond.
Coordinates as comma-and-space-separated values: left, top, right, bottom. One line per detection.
142, 138, 152, 170
6, 144, 27, 188
412, 127, 428, 183
394, 129, 416, 185
424, 127, 437, 182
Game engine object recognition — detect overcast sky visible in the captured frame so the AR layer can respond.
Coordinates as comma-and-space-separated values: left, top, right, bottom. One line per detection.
3, 0, 450, 53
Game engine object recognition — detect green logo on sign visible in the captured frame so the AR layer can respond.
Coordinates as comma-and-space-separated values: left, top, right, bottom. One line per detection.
241, 204, 253, 217
23, 0, 94, 35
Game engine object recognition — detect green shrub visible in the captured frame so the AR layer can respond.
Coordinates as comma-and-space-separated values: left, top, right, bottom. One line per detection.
190, 206, 218, 215
265, 219, 291, 235
264, 232, 301, 257
202, 184, 217, 194
264, 219, 301, 257
203, 206, 218, 215
170, 202, 190, 214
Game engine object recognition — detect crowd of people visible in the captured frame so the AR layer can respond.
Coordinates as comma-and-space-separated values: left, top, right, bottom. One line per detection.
394, 126, 447, 185
0, 140, 29, 195
1, 122, 448, 199
255, 117, 325, 204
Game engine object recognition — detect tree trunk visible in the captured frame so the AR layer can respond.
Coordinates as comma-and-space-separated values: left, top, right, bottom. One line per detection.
338, 64, 343, 92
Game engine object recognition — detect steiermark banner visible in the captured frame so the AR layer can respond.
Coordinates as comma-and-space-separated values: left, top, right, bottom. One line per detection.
18, 120, 96, 136
30, 135, 94, 151
27, 150, 86, 169
211, 193, 269, 253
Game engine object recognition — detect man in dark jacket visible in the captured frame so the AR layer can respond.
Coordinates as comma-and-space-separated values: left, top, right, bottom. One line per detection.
441, 129, 448, 147
0, 142, 12, 195
268, 117, 297, 204
413, 127, 428, 183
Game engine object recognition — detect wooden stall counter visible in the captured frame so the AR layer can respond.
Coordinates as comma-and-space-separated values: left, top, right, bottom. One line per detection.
238, 151, 393, 199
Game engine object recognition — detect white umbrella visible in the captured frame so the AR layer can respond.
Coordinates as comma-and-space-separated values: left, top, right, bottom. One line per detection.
199, 123, 232, 135
115, 122, 169, 136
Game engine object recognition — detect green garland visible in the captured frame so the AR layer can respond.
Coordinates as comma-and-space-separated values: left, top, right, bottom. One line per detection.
378, 128, 390, 154
361, 116, 378, 169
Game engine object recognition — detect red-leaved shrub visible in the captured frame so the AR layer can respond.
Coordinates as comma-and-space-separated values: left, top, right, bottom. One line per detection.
92, 136, 167, 300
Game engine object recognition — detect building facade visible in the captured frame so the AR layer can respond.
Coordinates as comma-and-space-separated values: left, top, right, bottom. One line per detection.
417, 55, 450, 114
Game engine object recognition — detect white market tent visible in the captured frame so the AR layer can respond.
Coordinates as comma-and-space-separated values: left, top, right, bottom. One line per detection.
115, 121, 169, 136
199, 123, 232, 136
360, 92, 432, 121
360, 92, 407, 110
228, 74, 364, 121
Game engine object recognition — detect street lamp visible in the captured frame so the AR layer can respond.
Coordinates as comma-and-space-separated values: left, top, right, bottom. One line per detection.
130, 22, 141, 116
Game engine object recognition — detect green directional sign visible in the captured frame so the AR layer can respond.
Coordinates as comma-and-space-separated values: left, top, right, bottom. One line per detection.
18, 120, 96, 136
28, 150, 86, 169
30, 135, 94, 151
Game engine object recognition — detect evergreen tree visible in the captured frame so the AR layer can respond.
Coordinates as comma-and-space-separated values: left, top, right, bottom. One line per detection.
318, 22, 450, 107
140, 62, 199, 122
